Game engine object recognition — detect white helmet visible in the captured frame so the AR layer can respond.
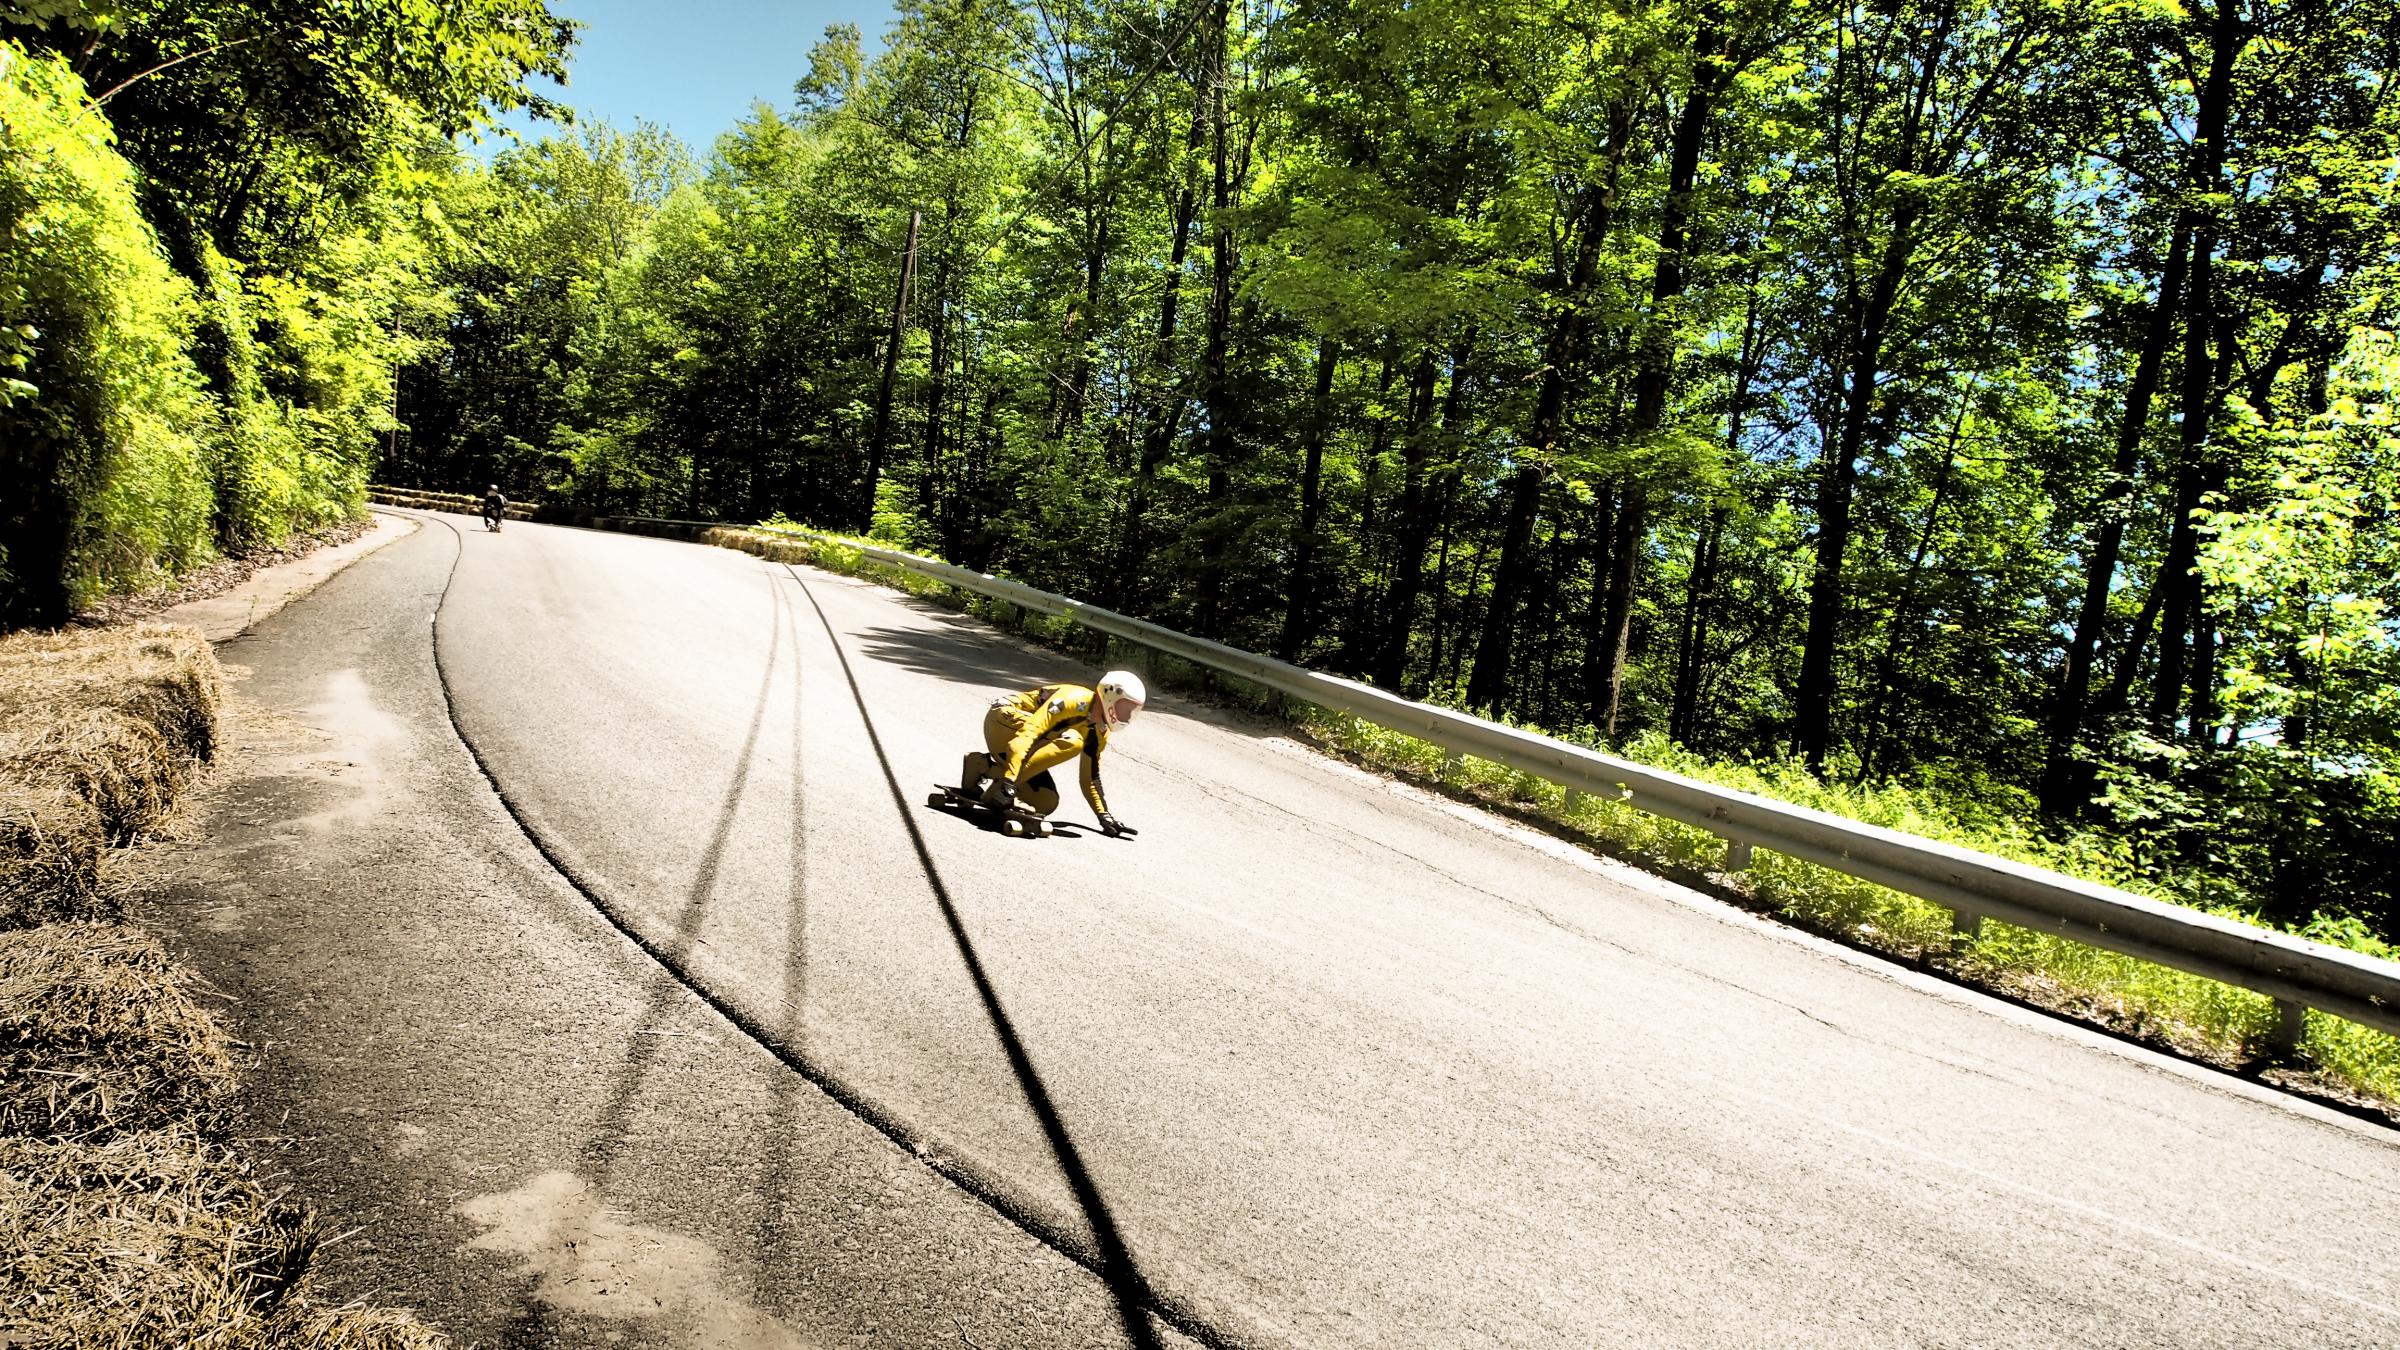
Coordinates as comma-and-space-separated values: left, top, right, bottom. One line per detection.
1096, 670, 1146, 725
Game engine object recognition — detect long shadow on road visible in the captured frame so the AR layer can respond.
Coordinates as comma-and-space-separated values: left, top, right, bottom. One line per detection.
786, 564, 1173, 1350
457, 546, 1197, 1349
850, 612, 1062, 693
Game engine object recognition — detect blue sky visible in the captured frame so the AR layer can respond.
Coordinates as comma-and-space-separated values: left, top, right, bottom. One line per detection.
490, 0, 897, 153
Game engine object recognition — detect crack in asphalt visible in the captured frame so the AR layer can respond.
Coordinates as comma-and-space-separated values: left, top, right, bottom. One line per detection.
1172, 749, 1892, 1052
1166, 765, 1613, 947
410, 512, 1238, 1350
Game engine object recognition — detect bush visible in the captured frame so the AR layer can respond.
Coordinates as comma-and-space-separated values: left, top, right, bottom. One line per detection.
0, 45, 216, 625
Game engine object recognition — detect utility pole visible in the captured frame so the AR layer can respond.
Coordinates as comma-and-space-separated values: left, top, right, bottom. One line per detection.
862, 209, 920, 532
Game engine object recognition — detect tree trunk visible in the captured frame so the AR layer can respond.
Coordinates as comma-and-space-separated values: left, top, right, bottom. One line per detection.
862, 209, 920, 531
920, 268, 952, 535
1277, 337, 1342, 659
1467, 462, 1545, 711
1197, 0, 1238, 638
1465, 110, 1634, 713
2039, 222, 2190, 812
1054, 175, 1113, 439
1581, 488, 1619, 717
1669, 507, 1727, 744
1793, 3, 1969, 771
1793, 207, 1914, 770
1338, 353, 1401, 673
1670, 266, 1765, 745
1858, 405, 1963, 778
1114, 68, 1211, 600
2149, 0, 2243, 739
1376, 334, 1475, 690
1597, 36, 1727, 734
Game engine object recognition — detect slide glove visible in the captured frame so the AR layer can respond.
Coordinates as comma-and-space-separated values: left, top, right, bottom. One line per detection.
1097, 813, 1136, 838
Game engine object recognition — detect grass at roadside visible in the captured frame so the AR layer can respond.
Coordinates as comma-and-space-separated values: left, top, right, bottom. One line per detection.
0, 623, 445, 1347
0, 625, 218, 928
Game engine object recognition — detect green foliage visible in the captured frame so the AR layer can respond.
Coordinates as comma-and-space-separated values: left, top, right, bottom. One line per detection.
0, 0, 574, 626
0, 44, 214, 624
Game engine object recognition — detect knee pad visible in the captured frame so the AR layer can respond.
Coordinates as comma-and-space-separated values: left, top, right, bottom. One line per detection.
1025, 770, 1061, 817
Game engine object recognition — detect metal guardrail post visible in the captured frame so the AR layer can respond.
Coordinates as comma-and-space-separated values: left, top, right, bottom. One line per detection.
2269, 1000, 2308, 1058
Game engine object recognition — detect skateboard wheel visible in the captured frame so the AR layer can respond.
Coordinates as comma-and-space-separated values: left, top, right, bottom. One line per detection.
1034, 820, 1053, 837
1004, 818, 1029, 837
927, 790, 948, 808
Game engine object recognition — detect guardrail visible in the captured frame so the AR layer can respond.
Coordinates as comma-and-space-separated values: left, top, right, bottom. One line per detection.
365, 489, 2400, 1049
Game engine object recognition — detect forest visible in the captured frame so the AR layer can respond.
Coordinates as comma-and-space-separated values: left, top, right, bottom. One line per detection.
5, 0, 2398, 938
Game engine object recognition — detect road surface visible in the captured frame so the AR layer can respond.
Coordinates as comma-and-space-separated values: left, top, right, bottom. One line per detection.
148, 510, 2400, 1348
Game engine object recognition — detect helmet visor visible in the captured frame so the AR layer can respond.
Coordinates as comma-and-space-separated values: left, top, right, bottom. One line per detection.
1103, 696, 1142, 726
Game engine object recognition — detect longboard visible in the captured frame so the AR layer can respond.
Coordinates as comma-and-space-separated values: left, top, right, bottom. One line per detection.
928, 784, 1053, 838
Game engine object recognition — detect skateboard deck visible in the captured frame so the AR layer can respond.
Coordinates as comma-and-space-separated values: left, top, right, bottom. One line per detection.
928, 784, 1053, 837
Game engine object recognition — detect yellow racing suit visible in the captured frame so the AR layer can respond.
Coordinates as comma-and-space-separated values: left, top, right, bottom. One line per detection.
981, 683, 1113, 817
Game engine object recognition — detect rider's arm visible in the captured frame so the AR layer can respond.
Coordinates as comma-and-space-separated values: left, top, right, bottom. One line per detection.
996, 722, 1043, 785
1077, 726, 1109, 816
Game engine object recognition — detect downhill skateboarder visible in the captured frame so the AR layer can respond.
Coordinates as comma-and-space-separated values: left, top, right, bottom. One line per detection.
954, 670, 1144, 838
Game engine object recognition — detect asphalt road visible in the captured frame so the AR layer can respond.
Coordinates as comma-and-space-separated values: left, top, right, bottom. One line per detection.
155, 510, 2400, 1348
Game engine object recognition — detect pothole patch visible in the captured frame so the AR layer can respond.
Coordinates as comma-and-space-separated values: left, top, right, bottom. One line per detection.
457, 1170, 815, 1347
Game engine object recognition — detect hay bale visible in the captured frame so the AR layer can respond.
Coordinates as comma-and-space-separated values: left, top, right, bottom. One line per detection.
0, 625, 221, 928
0, 1127, 448, 1349
0, 788, 105, 927
701, 527, 814, 566
0, 924, 236, 1139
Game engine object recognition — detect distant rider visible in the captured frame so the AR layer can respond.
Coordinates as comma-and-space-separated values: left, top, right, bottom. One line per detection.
481, 484, 507, 532
961, 671, 1144, 837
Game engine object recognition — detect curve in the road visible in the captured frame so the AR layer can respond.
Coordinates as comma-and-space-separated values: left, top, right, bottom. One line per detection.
409, 509, 1227, 1350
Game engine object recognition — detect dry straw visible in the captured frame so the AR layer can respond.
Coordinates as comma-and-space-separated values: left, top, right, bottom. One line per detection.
0, 923, 237, 1139
0, 1127, 444, 1348
0, 623, 221, 928
0, 623, 442, 1344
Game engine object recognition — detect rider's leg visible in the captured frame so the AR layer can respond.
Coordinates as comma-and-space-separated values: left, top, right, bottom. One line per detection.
973, 706, 1020, 802
1023, 770, 1061, 817
1003, 736, 1081, 807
